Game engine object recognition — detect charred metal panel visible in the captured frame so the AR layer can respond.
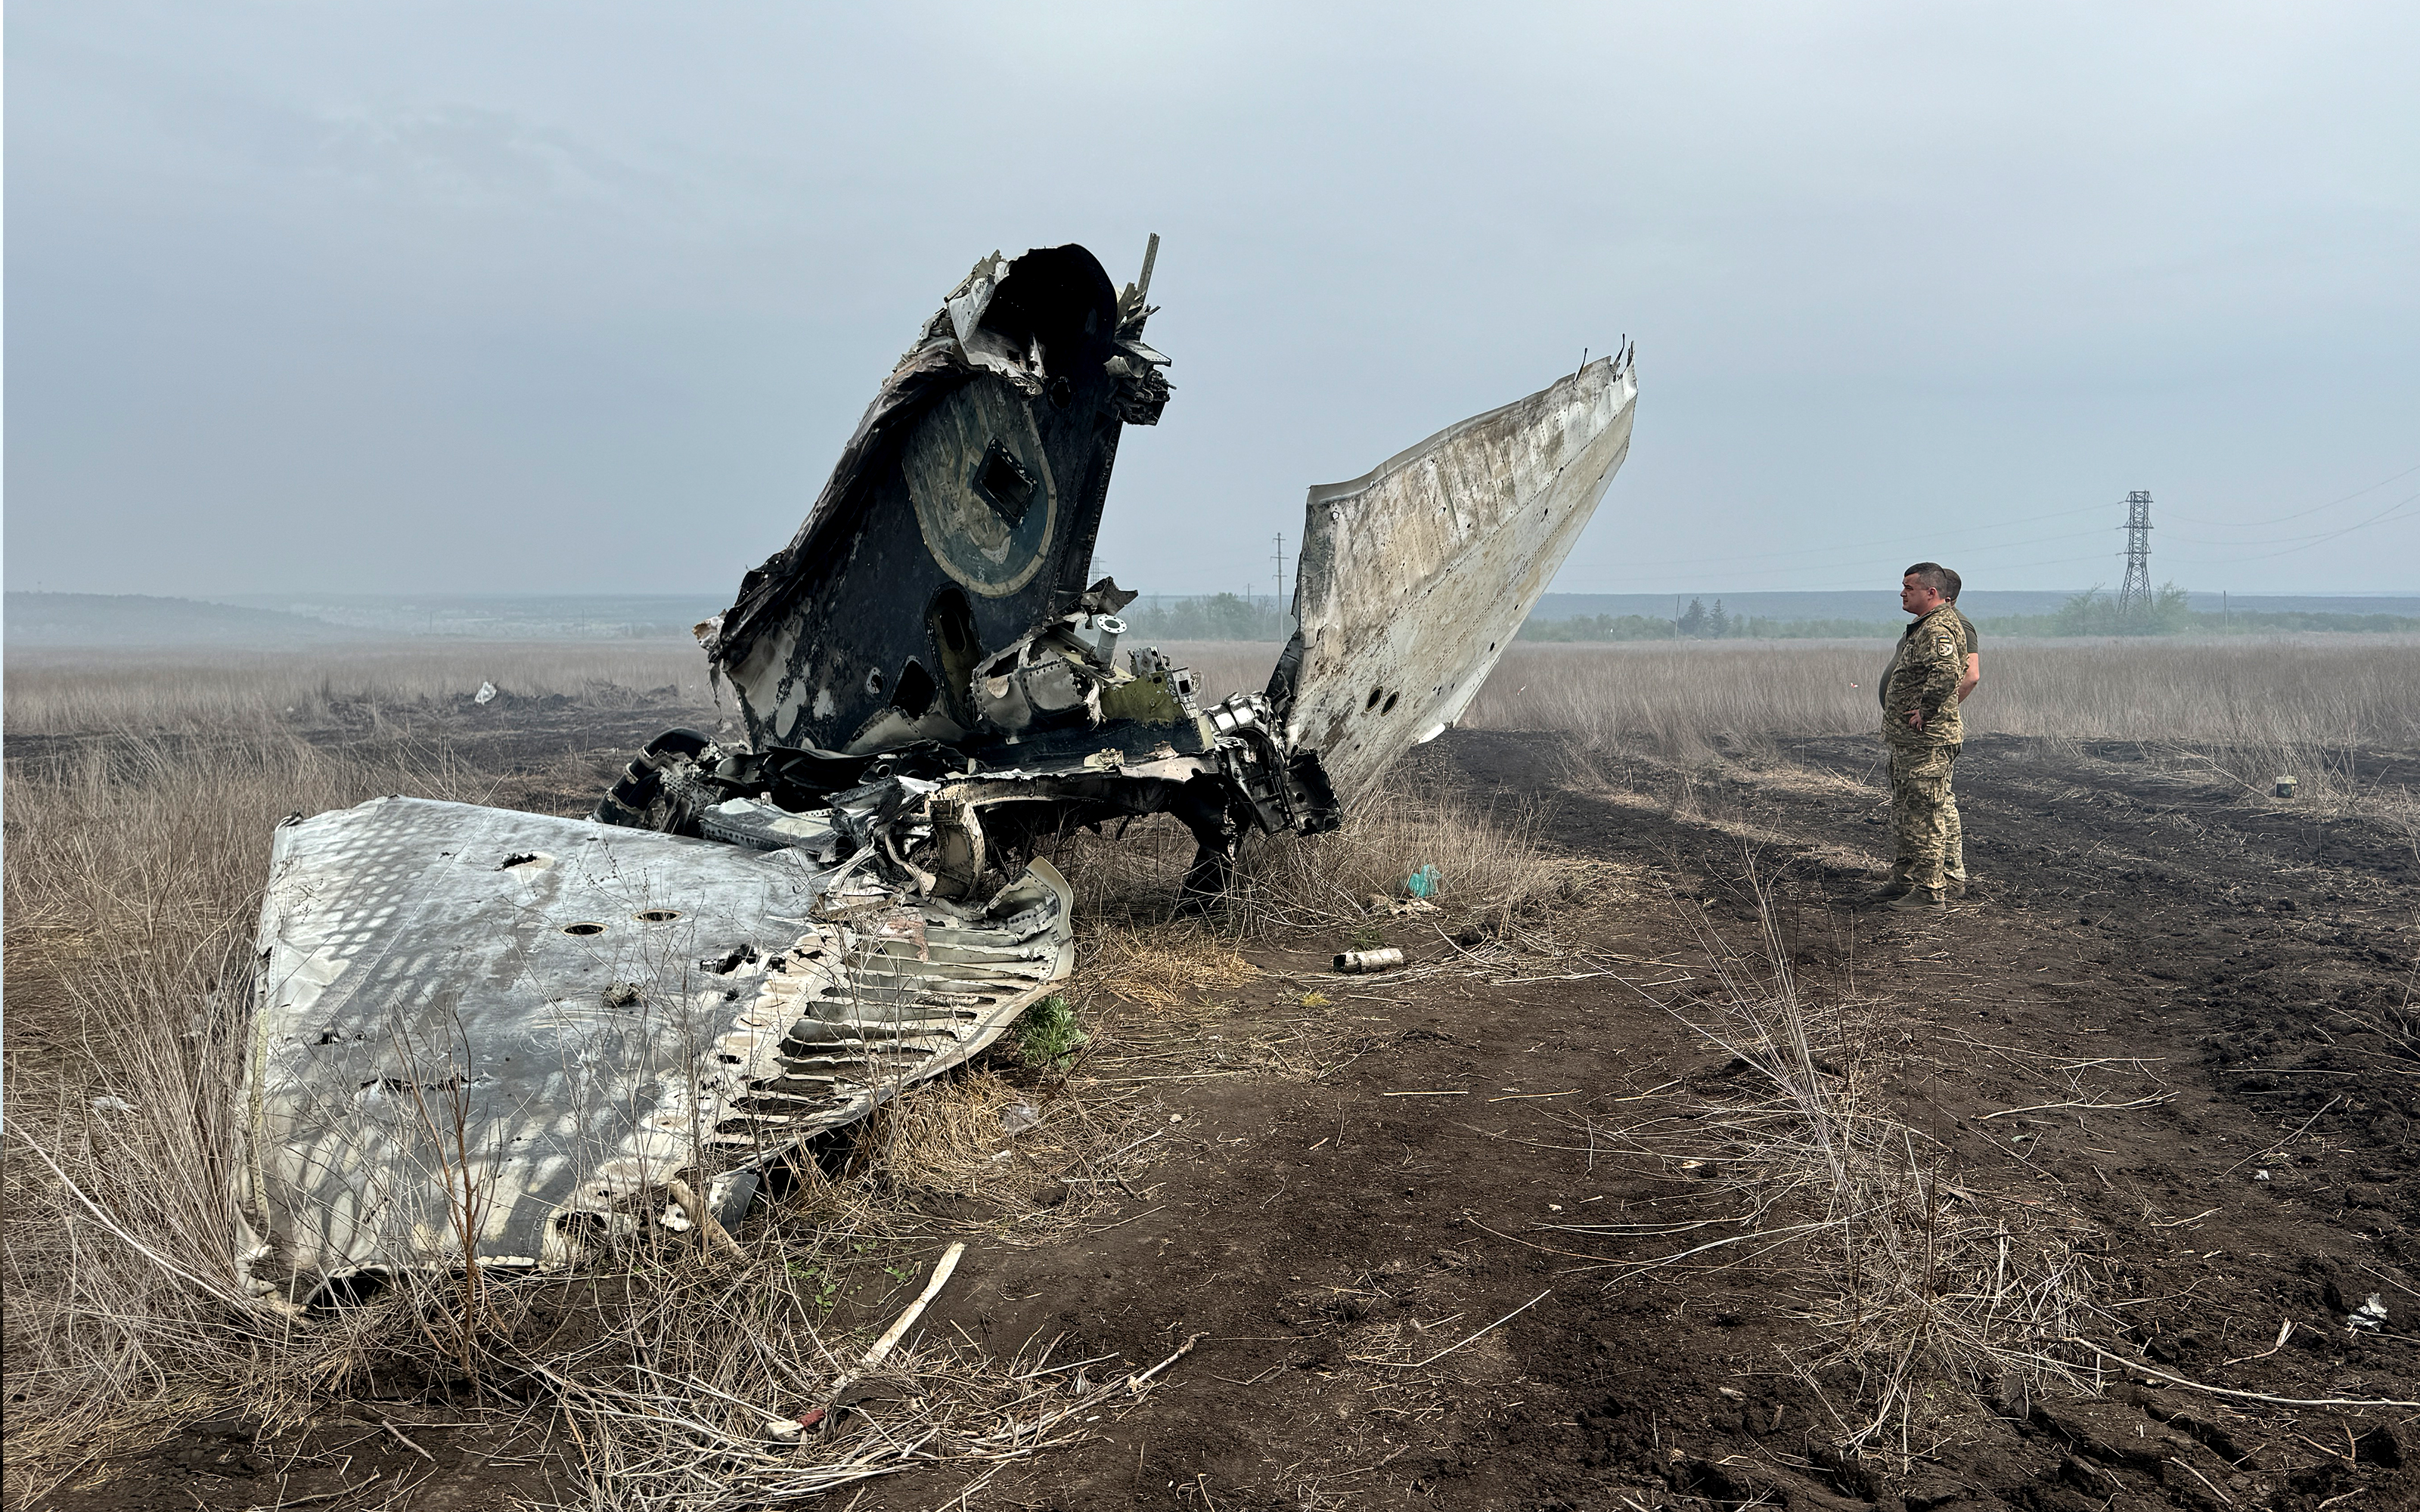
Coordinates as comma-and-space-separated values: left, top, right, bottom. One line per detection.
706, 245, 1170, 755
237, 797, 1069, 1299
1275, 352, 1637, 801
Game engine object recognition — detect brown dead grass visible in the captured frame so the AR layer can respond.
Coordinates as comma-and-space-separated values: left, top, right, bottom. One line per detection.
1463, 636, 2420, 811
3, 643, 715, 736
1072, 925, 1261, 1012
0, 725, 492, 1485
0, 644, 1490, 1506
1049, 757, 1599, 946
1569, 870, 2108, 1470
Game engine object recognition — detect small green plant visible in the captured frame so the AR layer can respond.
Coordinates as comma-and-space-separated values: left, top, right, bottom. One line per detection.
1016, 995, 1087, 1065
786, 1257, 844, 1312
1345, 923, 1388, 952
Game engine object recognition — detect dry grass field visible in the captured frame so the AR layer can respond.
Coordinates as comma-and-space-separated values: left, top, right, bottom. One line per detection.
5, 634, 2416, 1511
1463, 637, 2420, 801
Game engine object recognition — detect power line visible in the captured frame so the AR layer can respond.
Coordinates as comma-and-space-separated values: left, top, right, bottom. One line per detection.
2158, 461, 2420, 528
2179, 491, 2420, 565
1544, 501, 2113, 575
2167, 489, 2420, 550
1557, 535, 2123, 590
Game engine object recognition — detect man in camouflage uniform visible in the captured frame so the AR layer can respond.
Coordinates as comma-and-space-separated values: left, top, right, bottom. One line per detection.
1942, 585, 1981, 894
1872, 562, 1965, 908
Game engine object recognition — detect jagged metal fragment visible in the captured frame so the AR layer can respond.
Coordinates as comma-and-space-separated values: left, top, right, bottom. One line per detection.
706, 243, 1171, 755
1272, 349, 1637, 801
234, 797, 1069, 1301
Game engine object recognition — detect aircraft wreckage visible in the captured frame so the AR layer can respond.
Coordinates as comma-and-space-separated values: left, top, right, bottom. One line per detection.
237, 238, 1636, 1303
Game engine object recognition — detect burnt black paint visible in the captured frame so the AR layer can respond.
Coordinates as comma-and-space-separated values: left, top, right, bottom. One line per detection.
727, 244, 1129, 751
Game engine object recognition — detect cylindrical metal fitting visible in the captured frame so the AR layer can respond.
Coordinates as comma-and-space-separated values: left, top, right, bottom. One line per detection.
1333, 947, 1404, 974
1207, 694, 1262, 736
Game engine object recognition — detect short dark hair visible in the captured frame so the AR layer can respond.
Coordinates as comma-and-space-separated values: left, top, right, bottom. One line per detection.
1903, 562, 1960, 600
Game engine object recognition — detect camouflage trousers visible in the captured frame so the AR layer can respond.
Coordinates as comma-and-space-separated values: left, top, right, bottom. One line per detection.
1887, 739, 1963, 892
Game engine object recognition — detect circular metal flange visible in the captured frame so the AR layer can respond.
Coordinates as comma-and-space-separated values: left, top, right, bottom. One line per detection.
901, 378, 1057, 599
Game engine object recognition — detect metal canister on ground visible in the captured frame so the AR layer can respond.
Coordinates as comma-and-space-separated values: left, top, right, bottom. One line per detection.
2274, 775, 2298, 799
1333, 947, 1405, 974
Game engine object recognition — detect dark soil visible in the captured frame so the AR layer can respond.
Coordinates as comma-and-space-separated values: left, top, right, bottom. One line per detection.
26, 723, 2420, 1511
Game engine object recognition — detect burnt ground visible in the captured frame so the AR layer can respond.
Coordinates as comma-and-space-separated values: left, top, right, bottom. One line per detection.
21, 720, 2420, 1511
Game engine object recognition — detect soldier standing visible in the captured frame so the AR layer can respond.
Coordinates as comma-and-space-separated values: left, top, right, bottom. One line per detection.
1872, 562, 1965, 908
1943, 584, 1981, 896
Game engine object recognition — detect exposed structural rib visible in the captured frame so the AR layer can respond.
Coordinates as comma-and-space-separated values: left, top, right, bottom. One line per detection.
236, 798, 1070, 1302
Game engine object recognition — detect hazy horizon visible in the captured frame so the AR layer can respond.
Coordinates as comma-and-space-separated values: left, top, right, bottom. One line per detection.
8, 4, 2416, 600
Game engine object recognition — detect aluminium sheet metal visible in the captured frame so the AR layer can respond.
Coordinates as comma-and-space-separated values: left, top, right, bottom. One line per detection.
1286, 356, 1636, 801
238, 797, 1070, 1293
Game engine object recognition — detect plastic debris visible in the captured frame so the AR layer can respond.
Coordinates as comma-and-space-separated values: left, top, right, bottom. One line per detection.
2348, 1294, 2387, 1334
474, 680, 498, 705
1334, 947, 1406, 974
91, 1095, 135, 1114
1404, 864, 1442, 900
765, 1406, 827, 1440
1000, 1101, 1040, 1136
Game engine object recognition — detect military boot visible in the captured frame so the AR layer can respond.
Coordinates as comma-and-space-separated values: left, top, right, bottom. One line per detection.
1886, 886, 1947, 911
1862, 880, 1913, 906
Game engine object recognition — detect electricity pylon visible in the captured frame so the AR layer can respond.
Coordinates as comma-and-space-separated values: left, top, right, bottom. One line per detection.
2115, 490, 2153, 625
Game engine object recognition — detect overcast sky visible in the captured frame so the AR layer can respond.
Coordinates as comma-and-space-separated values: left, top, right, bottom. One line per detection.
7, 2, 2415, 601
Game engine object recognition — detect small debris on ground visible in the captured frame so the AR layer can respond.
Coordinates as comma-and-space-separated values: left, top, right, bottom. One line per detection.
1335, 947, 1406, 974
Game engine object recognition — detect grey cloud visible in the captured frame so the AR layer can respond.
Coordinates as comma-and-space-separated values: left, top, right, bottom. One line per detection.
5, 1, 2415, 598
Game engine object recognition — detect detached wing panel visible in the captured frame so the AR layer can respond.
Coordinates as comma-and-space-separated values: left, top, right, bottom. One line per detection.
1285, 355, 1636, 801
238, 797, 1072, 1297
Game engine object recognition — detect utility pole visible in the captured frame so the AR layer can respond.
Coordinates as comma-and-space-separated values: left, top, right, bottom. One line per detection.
1273, 531, 1288, 615
2116, 490, 2154, 626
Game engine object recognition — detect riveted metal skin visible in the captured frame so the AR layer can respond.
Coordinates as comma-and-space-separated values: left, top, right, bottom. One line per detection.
237, 797, 1070, 1303
1273, 350, 1638, 804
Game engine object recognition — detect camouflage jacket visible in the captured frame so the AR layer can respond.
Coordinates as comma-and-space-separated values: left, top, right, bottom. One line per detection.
1882, 604, 1965, 742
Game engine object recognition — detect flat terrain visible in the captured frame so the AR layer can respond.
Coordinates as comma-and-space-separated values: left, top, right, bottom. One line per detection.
9, 678, 2417, 1511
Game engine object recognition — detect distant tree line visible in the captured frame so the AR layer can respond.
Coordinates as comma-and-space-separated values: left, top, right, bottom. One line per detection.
1983, 584, 2417, 637
1125, 588, 2418, 645
1520, 584, 2420, 643
1520, 598, 1898, 641
1121, 593, 1292, 641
